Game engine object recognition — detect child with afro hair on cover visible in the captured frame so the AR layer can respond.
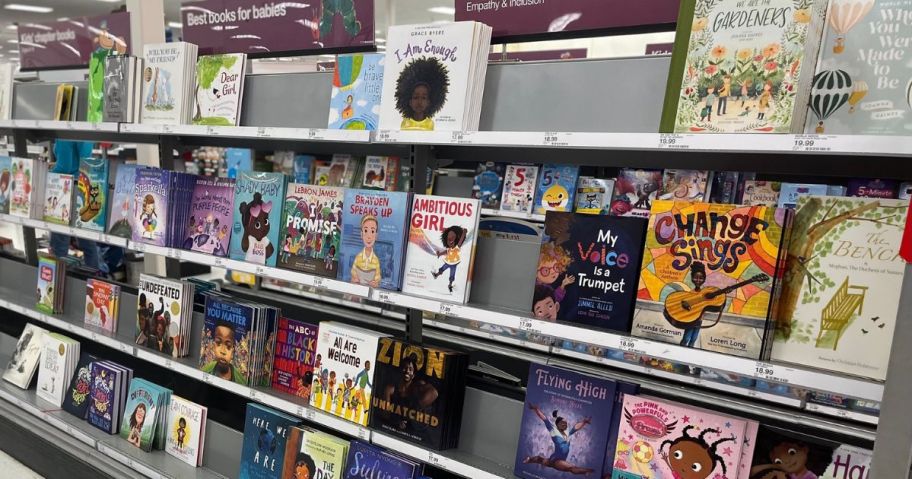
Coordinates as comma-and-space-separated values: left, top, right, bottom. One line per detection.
394, 57, 450, 131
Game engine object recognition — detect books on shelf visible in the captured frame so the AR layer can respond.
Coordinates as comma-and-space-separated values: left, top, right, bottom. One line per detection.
534, 212, 647, 332
610, 169, 662, 218
633, 200, 790, 359
310, 321, 390, 426
472, 162, 506, 210
199, 293, 278, 387
0, 63, 13, 121
239, 403, 301, 479
707, 171, 742, 204
401, 194, 481, 303
575, 177, 615, 215
37, 255, 67, 314
43, 172, 75, 225
62, 352, 98, 419
88, 360, 133, 434
361, 156, 401, 191
87, 46, 112, 123
282, 426, 350, 479
338, 189, 410, 291
533, 164, 580, 216
661, 0, 827, 133
777, 182, 842, 209
136, 274, 196, 358
141, 42, 199, 125
75, 157, 110, 232
846, 178, 897, 198
54, 84, 78, 121
742, 180, 782, 206
271, 317, 318, 400
3, 324, 47, 389
104, 55, 144, 123
771, 196, 907, 381
9, 157, 49, 220
369, 337, 468, 450
192, 53, 247, 126
659, 169, 710, 201
229, 171, 287, 267
379, 21, 492, 132
36, 333, 79, 407
0, 156, 10, 215
329, 53, 385, 130
166, 395, 208, 467
119, 378, 171, 452
805, 0, 912, 135
277, 184, 344, 277
132, 168, 172, 245
500, 164, 539, 216
108, 164, 140, 238
84, 279, 121, 333
184, 175, 235, 256
344, 440, 424, 479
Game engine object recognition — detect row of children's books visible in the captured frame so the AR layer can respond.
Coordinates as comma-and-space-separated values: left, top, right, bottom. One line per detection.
1, 324, 207, 466
515, 362, 872, 479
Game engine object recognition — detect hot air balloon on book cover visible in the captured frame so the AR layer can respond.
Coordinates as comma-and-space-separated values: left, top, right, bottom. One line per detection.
805, 0, 912, 135
327, 53, 385, 130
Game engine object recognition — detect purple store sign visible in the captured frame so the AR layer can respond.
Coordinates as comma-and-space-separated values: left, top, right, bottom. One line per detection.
645, 42, 674, 55
456, 0, 678, 40
181, 0, 375, 56
18, 12, 130, 71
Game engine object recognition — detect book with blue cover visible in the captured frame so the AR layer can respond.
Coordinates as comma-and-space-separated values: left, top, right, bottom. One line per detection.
230, 171, 287, 266
119, 378, 166, 452
534, 164, 580, 215
472, 161, 506, 210
514, 363, 617, 479
75, 157, 110, 232
344, 440, 423, 479
328, 53, 384, 130
0, 156, 10, 214
777, 183, 830, 209
238, 403, 301, 479
108, 164, 139, 238
199, 295, 256, 386
339, 189, 410, 291
133, 168, 171, 245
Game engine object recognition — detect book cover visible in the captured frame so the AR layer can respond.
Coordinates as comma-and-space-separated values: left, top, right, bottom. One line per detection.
500, 165, 540, 215
271, 317, 318, 400
708, 171, 741, 204
514, 363, 617, 479
750, 426, 838, 479
575, 178, 615, 215
166, 396, 207, 467
136, 274, 185, 357
193, 53, 246, 126
184, 176, 235, 256
87, 362, 118, 433
0, 156, 10, 214
361, 156, 399, 191
822, 444, 871, 478
108, 164, 139, 237
141, 43, 193, 124
230, 171, 287, 267
634, 201, 789, 359
310, 322, 389, 426
472, 162, 507, 210
281, 427, 350, 479
9, 158, 36, 218
293, 155, 314, 184
804, 0, 912, 135
369, 337, 466, 449
62, 352, 97, 419
846, 178, 897, 198
36, 334, 75, 406
277, 184, 344, 277
75, 157, 110, 231
133, 168, 170, 245
120, 380, 161, 451
199, 296, 255, 385
338, 189, 410, 291
36, 255, 59, 315
778, 183, 830, 209
401, 195, 481, 303
103, 55, 128, 122
742, 180, 782, 206
659, 169, 710, 201
43, 172, 74, 225
3, 324, 46, 389
329, 53, 384, 130
534, 212, 647, 332
85, 279, 120, 332
344, 441, 422, 479
900, 182, 912, 200
239, 403, 300, 479
534, 165, 580, 215
661, 0, 826, 133
87, 46, 111, 122
771, 196, 907, 381
610, 169, 663, 218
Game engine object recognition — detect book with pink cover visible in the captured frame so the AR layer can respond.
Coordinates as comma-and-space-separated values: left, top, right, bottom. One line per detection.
611, 395, 757, 479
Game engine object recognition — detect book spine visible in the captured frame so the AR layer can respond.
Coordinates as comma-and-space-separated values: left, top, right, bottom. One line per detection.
658, 0, 697, 133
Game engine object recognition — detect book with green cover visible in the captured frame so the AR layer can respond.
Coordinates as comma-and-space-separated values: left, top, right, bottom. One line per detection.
87, 47, 113, 122
281, 426, 350, 479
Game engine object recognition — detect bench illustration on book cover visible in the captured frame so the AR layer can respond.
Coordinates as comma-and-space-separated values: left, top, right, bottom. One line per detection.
278, 184, 344, 277
230, 171, 287, 267
514, 363, 617, 479
634, 200, 789, 359
770, 196, 907, 381
338, 189, 410, 291
183, 176, 235, 256
199, 296, 254, 385
328, 53, 384, 130
533, 212, 647, 332
75, 157, 109, 231
271, 317, 318, 400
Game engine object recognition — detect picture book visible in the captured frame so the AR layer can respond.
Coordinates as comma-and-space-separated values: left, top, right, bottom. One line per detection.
361, 156, 400, 191
0, 156, 10, 214
612, 395, 753, 479
43, 172, 75, 225
610, 169, 663, 218
199, 295, 255, 385
338, 189, 410, 291
226, 148, 253, 179
62, 352, 98, 419
87, 44, 111, 123
239, 403, 300, 479
141, 42, 198, 124
472, 162, 507, 210
184, 176, 235, 256
659, 169, 710, 201
3, 324, 47, 389
534, 165, 580, 215
136, 274, 186, 357
329, 53, 384, 130
500, 165, 539, 215
777, 183, 830, 209
271, 317, 318, 400
310, 322, 390, 426
281, 427, 351, 479
36, 255, 61, 315
534, 212, 648, 332
75, 157, 110, 232
344, 440, 423, 479
742, 180, 782, 206
133, 168, 171, 245
193, 53, 247, 126
84, 279, 120, 333
602, 381, 641, 479
847, 178, 897, 198
36, 333, 79, 407
230, 171, 287, 267
369, 338, 468, 450
293, 155, 314, 184
401, 195, 481, 303
750, 426, 840, 479
166, 396, 208, 467
103, 55, 129, 123
575, 178, 615, 215
634, 201, 790, 359
120, 379, 162, 452
771, 196, 907, 381
514, 363, 617, 479
661, 0, 827, 133
822, 444, 871, 478
277, 184, 344, 277
87, 361, 120, 434
804, 0, 912, 135
107, 164, 139, 237
10, 157, 47, 219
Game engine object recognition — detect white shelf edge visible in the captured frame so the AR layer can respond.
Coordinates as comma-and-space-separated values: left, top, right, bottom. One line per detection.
806, 402, 880, 426
371, 432, 509, 479
479, 208, 545, 222
0, 214, 129, 247
0, 119, 119, 132
0, 387, 98, 447
118, 123, 372, 143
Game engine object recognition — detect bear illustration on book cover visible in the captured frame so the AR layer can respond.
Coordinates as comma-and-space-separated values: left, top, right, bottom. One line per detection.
534, 212, 647, 332
633, 200, 789, 359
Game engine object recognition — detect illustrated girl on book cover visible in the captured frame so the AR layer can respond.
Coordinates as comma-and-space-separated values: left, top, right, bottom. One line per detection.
126, 402, 147, 447
430, 225, 467, 293
395, 58, 449, 131
139, 194, 158, 240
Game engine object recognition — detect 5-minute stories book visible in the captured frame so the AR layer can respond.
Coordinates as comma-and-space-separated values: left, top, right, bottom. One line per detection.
534, 212, 647, 332
278, 184, 344, 277
338, 189, 410, 291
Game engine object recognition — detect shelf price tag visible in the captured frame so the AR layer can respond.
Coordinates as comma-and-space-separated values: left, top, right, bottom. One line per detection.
375, 131, 393, 142
542, 132, 561, 146
618, 337, 639, 353
161, 124, 173, 134
256, 127, 271, 138
657, 133, 689, 149
427, 451, 443, 467
753, 361, 788, 383
254, 266, 266, 276
304, 408, 316, 421
249, 389, 260, 401
206, 126, 218, 136
356, 427, 370, 441
375, 291, 393, 304
312, 277, 325, 289
307, 129, 320, 140
517, 318, 541, 335
439, 303, 456, 316
213, 257, 225, 267
792, 135, 831, 152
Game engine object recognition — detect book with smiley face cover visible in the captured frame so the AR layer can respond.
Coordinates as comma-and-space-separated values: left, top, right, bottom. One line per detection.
534, 164, 580, 216
230, 171, 287, 267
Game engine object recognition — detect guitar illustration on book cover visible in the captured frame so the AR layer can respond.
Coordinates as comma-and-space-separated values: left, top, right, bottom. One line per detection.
663, 270, 770, 335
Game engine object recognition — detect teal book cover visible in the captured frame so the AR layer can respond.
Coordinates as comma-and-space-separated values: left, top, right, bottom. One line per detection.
230, 171, 287, 267
75, 157, 110, 232
328, 53, 384, 130
119, 379, 162, 452
239, 403, 300, 479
